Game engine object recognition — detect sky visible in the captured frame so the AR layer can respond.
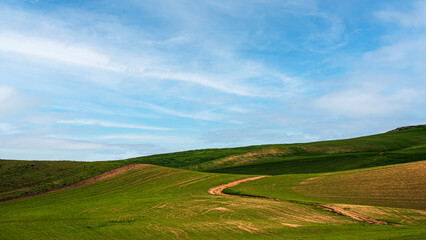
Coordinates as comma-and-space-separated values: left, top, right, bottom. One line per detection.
0, 0, 425, 161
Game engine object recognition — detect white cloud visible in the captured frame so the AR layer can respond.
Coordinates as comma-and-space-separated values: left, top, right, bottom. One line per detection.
138, 101, 223, 121
57, 119, 173, 131
375, 1, 426, 27
0, 85, 35, 114
140, 70, 255, 96
97, 134, 197, 144
0, 85, 14, 102
314, 87, 418, 116
314, 3, 426, 118
0, 122, 18, 134
2, 136, 106, 151
363, 38, 426, 69
98, 134, 171, 140
0, 134, 164, 160
0, 32, 124, 71
0, 4, 305, 98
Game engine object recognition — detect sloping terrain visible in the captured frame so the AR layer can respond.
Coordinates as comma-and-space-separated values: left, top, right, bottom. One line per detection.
1, 164, 425, 239
0, 164, 370, 239
127, 125, 426, 174
0, 160, 123, 200
225, 160, 426, 210
211, 176, 405, 225
0, 125, 425, 239
294, 160, 426, 210
2, 125, 425, 201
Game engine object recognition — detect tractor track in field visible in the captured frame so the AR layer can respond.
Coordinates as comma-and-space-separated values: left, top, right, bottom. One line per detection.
208, 176, 399, 226
0, 164, 148, 202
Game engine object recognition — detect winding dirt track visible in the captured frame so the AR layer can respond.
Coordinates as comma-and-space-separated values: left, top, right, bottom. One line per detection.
208, 176, 269, 196
208, 176, 398, 225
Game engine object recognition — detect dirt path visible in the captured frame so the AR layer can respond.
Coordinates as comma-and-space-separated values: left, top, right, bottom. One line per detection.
0, 164, 148, 202
208, 176, 398, 225
208, 176, 269, 196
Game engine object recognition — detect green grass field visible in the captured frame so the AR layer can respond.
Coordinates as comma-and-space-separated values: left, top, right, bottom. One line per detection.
0, 160, 124, 200
0, 125, 425, 239
1, 164, 425, 239
225, 160, 426, 209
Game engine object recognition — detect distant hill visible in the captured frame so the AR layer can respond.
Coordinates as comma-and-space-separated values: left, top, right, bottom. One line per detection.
127, 124, 426, 174
1, 125, 425, 199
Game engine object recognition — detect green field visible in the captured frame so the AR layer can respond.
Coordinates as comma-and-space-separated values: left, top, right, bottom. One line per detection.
0, 125, 425, 239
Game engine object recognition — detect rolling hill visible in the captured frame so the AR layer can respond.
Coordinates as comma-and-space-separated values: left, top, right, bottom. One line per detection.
0, 125, 425, 239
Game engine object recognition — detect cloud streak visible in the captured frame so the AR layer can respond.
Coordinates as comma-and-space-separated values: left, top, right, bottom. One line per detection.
314, 87, 418, 117
0, 32, 124, 71
375, 0, 426, 27
57, 119, 173, 131
137, 101, 223, 121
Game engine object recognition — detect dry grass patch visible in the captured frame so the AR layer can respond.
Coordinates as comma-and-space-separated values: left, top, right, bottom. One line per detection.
294, 160, 426, 209
332, 204, 426, 225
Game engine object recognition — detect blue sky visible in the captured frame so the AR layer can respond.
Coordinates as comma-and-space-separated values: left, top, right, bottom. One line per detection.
0, 0, 425, 160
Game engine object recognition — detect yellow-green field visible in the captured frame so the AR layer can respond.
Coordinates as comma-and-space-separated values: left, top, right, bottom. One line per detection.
295, 160, 426, 209
1, 164, 425, 239
1, 126, 425, 239
0, 165, 356, 239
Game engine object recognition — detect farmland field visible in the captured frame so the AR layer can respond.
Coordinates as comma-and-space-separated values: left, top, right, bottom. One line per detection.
0, 126, 425, 239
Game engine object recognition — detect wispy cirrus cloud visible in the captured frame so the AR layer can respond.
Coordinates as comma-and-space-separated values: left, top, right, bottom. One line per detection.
96, 134, 198, 145
314, 86, 418, 117
312, 0, 426, 121
0, 0, 424, 161
6, 136, 106, 151
375, 0, 426, 27
0, 134, 166, 160
0, 32, 124, 72
363, 37, 426, 69
57, 119, 173, 131
0, 122, 19, 134
0, 85, 36, 115
138, 101, 223, 121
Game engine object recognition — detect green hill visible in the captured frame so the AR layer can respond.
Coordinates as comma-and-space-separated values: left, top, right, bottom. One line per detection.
1, 164, 424, 239
0, 160, 123, 200
225, 160, 426, 210
127, 125, 426, 174
0, 125, 425, 239
1, 125, 425, 200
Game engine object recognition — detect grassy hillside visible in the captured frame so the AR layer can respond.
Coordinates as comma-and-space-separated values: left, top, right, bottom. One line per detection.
0, 160, 123, 200
129, 125, 426, 174
0, 145, 268, 200
294, 160, 426, 209
1, 125, 425, 200
209, 146, 426, 175
123, 145, 269, 170
0, 126, 425, 239
1, 164, 425, 239
225, 160, 426, 210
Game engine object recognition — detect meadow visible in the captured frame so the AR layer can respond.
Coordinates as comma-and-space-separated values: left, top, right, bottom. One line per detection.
0, 125, 425, 239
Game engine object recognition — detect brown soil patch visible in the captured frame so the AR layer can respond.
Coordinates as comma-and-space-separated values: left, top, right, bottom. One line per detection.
212, 207, 231, 211
282, 223, 301, 228
0, 164, 148, 202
